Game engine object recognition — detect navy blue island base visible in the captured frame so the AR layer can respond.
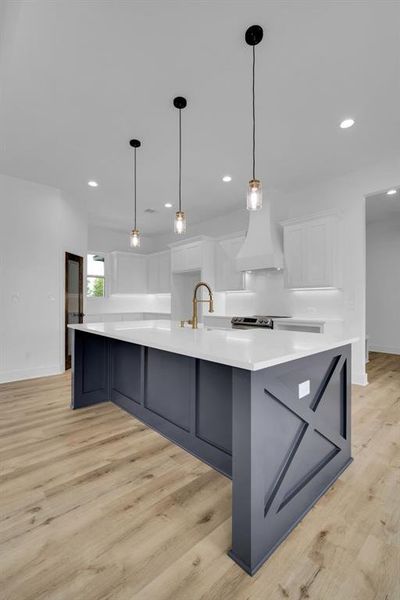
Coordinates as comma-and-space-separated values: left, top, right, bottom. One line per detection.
71, 329, 352, 575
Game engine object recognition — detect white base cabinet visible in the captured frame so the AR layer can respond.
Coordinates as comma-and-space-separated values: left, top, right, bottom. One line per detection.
84, 312, 170, 324
84, 313, 143, 323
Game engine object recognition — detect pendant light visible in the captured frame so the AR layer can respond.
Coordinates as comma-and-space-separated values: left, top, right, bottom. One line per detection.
245, 25, 263, 211
173, 96, 187, 234
129, 139, 141, 248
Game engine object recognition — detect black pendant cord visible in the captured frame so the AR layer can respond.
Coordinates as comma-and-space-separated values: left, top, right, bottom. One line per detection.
133, 147, 137, 229
245, 25, 263, 185
178, 108, 182, 212
252, 44, 256, 181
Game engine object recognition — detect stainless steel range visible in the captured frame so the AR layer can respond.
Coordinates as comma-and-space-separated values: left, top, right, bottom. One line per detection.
231, 315, 290, 329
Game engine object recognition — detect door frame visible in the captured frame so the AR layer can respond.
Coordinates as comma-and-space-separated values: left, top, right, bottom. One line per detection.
65, 252, 84, 370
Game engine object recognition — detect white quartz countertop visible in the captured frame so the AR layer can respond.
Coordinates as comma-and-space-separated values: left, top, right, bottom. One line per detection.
69, 320, 357, 371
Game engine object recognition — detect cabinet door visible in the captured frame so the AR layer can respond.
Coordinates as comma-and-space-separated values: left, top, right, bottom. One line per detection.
216, 237, 245, 291
102, 314, 123, 322
305, 218, 332, 287
147, 254, 159, 293
171, 246, 186, 272
284, 224, 305, 288
131, 256, 147, 293
121, 313, 143, 321
114, 254, 135, 293
158, 251, 171, 292
283, 215, 339, 289
171, 243, 201, 272
112, 253, 147, 294
185, 243, 202, 271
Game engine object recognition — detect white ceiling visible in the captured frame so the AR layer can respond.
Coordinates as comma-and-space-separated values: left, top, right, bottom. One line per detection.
366, 188, 400, 223
1, 0, 399, 235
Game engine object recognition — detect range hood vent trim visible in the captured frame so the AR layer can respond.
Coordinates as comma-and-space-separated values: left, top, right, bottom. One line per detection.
236, 200, 284, 271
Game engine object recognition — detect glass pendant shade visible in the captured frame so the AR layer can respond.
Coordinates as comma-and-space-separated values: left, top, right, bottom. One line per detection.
130, 228, 140, 248
247, 179, 262, 211
174, 211, 186, 235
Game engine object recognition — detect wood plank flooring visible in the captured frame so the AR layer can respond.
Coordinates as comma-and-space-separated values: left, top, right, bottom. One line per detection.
0, 352, 399, 600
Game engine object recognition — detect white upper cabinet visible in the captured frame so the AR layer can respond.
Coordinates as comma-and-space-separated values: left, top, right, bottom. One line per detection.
171, 241, 203, 273
147, 253, 159, 293
158, 250, 171, 293
147, 250, 171, 293
215, 236, 245, 291
109, 251, 147, 294
283, 223, 305, 289
282, 213, 340, 289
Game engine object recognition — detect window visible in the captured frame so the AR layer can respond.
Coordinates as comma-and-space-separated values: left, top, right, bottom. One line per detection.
86, 254, 105, 297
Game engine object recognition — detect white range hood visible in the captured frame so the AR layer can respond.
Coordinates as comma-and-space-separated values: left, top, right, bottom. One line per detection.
236, 200, 284, 271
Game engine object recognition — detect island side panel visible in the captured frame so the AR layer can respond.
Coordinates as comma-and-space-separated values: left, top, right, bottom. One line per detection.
110, 339, 143, 406
71, 330, 110, 408
230, 344, 352, 575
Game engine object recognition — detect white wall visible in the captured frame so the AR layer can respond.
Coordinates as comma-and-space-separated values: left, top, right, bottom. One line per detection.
0, 173, 87, 382
366, 216, 400, 354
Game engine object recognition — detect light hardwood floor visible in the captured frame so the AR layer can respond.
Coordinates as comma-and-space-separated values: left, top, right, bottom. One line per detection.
0, 352, 399, 600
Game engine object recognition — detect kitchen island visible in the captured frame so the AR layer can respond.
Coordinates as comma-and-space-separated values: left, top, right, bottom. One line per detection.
69, 320, 356, 575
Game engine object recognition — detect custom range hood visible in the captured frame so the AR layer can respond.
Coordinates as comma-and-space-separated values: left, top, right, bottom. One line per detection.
236, 198, 284, 271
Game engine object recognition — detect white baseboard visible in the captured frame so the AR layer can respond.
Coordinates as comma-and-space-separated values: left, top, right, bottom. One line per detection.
0, 365, 63, 384
369, 345, 400, 356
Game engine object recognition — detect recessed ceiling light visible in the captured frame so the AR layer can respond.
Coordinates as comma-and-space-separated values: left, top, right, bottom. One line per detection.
164, 202, 173, 208
222, 175, 232, 182
88, 180, 98, 187
387, 189, 397, 195
340, 118, 355, 129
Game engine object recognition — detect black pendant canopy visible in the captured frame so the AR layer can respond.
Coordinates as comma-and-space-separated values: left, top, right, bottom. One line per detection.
245, 25, 263, 46
129, 139, 141, 148
173, 96, 187, 110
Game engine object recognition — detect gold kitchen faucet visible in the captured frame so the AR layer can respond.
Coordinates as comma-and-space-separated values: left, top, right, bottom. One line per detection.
180, 281, 214, 329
